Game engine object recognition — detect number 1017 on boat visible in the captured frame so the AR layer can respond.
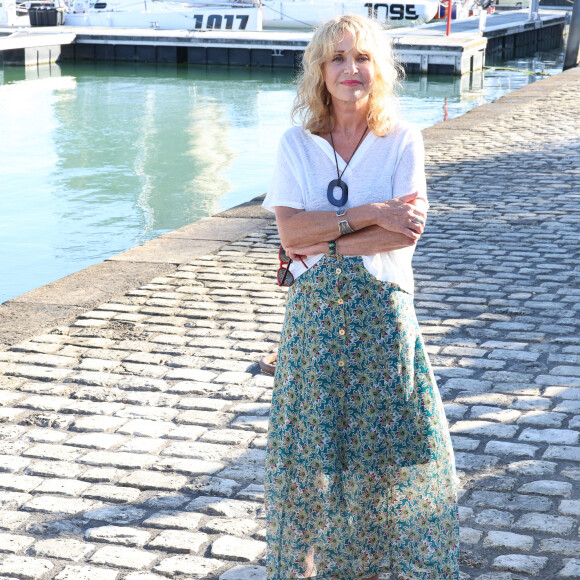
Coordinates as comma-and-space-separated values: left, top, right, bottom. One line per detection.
64, 0, 439, 30
64, 0, 262, 30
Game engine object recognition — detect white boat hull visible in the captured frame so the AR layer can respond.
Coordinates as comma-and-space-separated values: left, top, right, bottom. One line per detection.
64, 3, 262, 30
261, 0, 439, 28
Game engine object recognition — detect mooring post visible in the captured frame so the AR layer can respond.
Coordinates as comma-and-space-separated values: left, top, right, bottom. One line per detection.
446, 0, 452, 35
479, 7, 487, 33
528, 0, 539, 21
564, 0, 580, 69
0, 0, 17, 25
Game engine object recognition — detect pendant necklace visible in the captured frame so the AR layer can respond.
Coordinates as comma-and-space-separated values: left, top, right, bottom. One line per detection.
327, 124, 368, 207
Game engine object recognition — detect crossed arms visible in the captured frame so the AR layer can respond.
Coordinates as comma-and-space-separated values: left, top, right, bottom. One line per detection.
274, 192, 428, 260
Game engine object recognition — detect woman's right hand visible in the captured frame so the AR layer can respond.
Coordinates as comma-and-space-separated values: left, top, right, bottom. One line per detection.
374, 192, 426, 240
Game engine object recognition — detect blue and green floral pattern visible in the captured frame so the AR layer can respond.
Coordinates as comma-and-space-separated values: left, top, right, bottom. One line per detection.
265, 255, 459, 579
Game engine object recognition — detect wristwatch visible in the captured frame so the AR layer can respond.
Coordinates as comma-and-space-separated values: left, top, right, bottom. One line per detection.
336, 209, 355, 236
338, 220, 355, 236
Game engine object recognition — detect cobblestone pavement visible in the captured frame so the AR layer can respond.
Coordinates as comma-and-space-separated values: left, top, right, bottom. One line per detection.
0, 67, 579, 580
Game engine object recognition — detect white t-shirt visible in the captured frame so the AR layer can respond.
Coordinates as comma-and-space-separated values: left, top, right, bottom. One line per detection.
263, 121, 427, 295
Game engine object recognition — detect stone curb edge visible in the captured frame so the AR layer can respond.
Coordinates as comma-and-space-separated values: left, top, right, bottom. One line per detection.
0, 197, 274, 348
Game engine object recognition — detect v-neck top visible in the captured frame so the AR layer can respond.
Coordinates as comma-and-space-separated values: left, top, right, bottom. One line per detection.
263, 121, 427, 295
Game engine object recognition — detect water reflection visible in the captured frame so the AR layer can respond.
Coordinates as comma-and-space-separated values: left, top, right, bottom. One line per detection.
0, 62, 298, 303
49, 64, 243, 243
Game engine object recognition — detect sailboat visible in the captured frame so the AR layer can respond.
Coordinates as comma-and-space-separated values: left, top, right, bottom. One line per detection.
11, 0, 440, 31
260, 0, 439, 29
63, 0, 263, 30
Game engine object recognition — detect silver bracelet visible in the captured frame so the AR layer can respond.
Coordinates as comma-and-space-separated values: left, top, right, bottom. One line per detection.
338, 219, 355, 236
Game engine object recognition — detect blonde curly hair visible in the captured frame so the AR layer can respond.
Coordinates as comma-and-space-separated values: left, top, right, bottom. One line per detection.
291, 14, 402, 137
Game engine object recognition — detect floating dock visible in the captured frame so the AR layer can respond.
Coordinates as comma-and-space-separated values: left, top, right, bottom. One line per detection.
393, 8, 568, 63
0, 30, 76, 65
0, 9, 567, 74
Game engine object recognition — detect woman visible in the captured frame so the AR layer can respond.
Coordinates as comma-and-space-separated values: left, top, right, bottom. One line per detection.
263, 14, 459, 580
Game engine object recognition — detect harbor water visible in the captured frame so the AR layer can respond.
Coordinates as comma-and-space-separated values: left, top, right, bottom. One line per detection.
0, 48, 565, 304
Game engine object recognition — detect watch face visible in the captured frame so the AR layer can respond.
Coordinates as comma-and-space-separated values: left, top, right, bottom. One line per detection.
338, 220, 355, 236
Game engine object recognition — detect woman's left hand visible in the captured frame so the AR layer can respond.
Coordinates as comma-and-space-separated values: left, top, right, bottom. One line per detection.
374, 192, 427, 239
406, 194, 429, 227
402, 192, 429, 235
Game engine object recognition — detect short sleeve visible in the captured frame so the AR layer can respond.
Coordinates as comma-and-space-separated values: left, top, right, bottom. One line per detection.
391, 125, 427, 202
262, 131, 305, 213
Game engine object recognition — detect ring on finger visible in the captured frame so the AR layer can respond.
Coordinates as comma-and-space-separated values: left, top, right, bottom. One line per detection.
412, 217, 425, 225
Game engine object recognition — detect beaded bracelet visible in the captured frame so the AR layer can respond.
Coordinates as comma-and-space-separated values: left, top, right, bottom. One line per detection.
328, 240, 337, 256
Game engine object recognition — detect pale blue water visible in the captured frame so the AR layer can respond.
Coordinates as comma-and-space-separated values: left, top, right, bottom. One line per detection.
0, 48, 564, 304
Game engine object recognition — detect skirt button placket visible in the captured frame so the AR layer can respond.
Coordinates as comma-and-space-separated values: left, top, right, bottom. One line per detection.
336, 258, 348, 410
337, 258, 347, 339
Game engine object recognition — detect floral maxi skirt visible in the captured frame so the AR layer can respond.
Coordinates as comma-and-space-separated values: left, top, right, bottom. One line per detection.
265, 255, 459, 580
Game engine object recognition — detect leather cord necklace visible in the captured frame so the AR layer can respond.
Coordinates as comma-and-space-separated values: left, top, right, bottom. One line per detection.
327, 124, 369, 207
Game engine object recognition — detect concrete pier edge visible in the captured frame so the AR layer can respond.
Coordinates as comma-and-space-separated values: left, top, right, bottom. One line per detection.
1, 63, 579, 350
0, 201, 273, 349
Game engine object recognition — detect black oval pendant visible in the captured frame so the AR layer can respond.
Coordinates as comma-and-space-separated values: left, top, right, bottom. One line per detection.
327, 179, 348, 207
